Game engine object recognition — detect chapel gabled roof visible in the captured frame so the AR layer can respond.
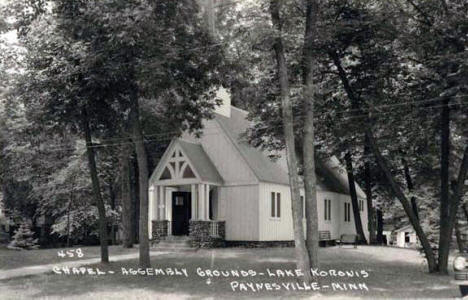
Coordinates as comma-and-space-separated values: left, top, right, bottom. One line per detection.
177, 139, 223, 184
151, 102, 367, 197
213, 106, 366, 197
214, 106, 291, 185
149, 139, 223, 185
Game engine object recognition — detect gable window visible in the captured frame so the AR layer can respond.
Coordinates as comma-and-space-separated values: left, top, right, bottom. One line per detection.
158, 146, 199, 180
344, 202, 351, 222
271, 192, 281, 218
182, 164, 195, 178
159, 167, 172, 180
324, 199, 331, 221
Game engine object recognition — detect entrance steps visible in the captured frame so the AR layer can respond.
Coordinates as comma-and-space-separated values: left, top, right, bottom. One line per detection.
152, 236, 196, 251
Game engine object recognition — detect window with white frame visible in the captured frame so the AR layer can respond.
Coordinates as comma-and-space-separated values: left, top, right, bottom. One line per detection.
359, 199, 364, 212
324, 199, 331, 221
344, 202, 351, 222
271, 192, 281, 218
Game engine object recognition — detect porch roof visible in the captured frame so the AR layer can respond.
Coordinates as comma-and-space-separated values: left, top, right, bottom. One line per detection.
178, 140, 223, 184
394, 224, 414, 233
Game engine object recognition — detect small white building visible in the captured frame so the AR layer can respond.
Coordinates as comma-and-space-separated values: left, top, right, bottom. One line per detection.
148, 90, 369, 246
394, 225, 419, 248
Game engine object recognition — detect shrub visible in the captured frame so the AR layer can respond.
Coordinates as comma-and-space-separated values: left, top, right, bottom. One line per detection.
8, 222, 39, 250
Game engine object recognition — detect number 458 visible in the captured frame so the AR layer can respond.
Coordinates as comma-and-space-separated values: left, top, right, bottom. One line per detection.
57, 248, 84, 258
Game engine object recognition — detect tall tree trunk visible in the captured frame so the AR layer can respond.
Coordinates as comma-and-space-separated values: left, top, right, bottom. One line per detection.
463, 202, 468, 222
454, 220, 465, 252
302, 0, 320, 270
129, 99, 150, 268
444, 145, 468, 256
82, 108, 109, 263
366, 128, 437, 272
131, 157, 140, 243
121, 144, 134, 248
345, 151, 367, 244
270, 0, 312, 283
66, 192, 73, 247
364, 137, 376, 244
109, 184, 116, 245
376, 209, 384, 244
329, 51, 437, 272
438, 98, 451, 274
401, 156, 419, 219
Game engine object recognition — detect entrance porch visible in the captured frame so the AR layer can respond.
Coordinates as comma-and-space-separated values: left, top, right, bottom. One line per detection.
148, 139, 225, 248
149, 183, 225, 248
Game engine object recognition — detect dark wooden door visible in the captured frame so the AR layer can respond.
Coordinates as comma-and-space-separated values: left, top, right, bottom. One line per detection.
172, 192, 191, 235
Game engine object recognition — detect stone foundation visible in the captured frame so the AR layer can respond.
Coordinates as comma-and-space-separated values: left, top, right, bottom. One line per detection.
224, 240, 295, 248
225, 240, 336, 248
189, 221, 225, 248
151, 220, 169, 243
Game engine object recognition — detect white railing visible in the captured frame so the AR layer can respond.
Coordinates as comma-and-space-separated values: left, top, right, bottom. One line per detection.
210, 221, 219, 237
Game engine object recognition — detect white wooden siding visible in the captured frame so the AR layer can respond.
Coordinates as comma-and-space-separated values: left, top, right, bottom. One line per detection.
258, 182, 294, 241
219, 184, 259, 241
334, 192, 369, 241
258, 184, 369, 241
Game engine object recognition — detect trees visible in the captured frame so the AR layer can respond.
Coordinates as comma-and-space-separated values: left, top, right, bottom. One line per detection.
363, 137, 377, 244
1, 0, 466, 280
14, 0, 120, 262
397, 0, 468, 274
130, 0, 223, 267
9, 222, 39, 250
302, 0, 321, 270
269, 0, 313, 283
315, 0, 468, 273
120, 144, 134, 248
3, 0, 223, 265
344, 151, 367, 243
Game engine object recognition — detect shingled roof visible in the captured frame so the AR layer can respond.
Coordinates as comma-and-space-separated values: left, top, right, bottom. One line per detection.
177, 139, 223, 184
214, 106, 365, 197
214, 107, 291, 185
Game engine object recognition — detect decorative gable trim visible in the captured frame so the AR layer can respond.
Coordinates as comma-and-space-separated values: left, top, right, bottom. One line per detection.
150, 139, 202, 184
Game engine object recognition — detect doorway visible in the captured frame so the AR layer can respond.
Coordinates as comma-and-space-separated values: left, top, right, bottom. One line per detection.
172, 192, 191, 235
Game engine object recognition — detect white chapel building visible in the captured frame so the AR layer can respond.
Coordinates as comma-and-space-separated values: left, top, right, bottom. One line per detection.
148, 89, 369, 246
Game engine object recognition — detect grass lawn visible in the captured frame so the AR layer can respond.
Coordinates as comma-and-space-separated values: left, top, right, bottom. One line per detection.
0, 246, 462, 299
0, 245, 139, 270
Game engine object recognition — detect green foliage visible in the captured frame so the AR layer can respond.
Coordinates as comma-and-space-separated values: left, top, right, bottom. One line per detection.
220, 0, 467, 244
9, 222, 39, 249
2, 0, 466, 253
2, 0, 224, 247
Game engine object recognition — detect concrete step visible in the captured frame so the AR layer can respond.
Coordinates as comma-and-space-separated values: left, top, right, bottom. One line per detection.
164, 235, 191, 241
152, 247, 197, 252
157, 242, 192, 248
159, 239, 191, 244
153, 236, 195, 251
